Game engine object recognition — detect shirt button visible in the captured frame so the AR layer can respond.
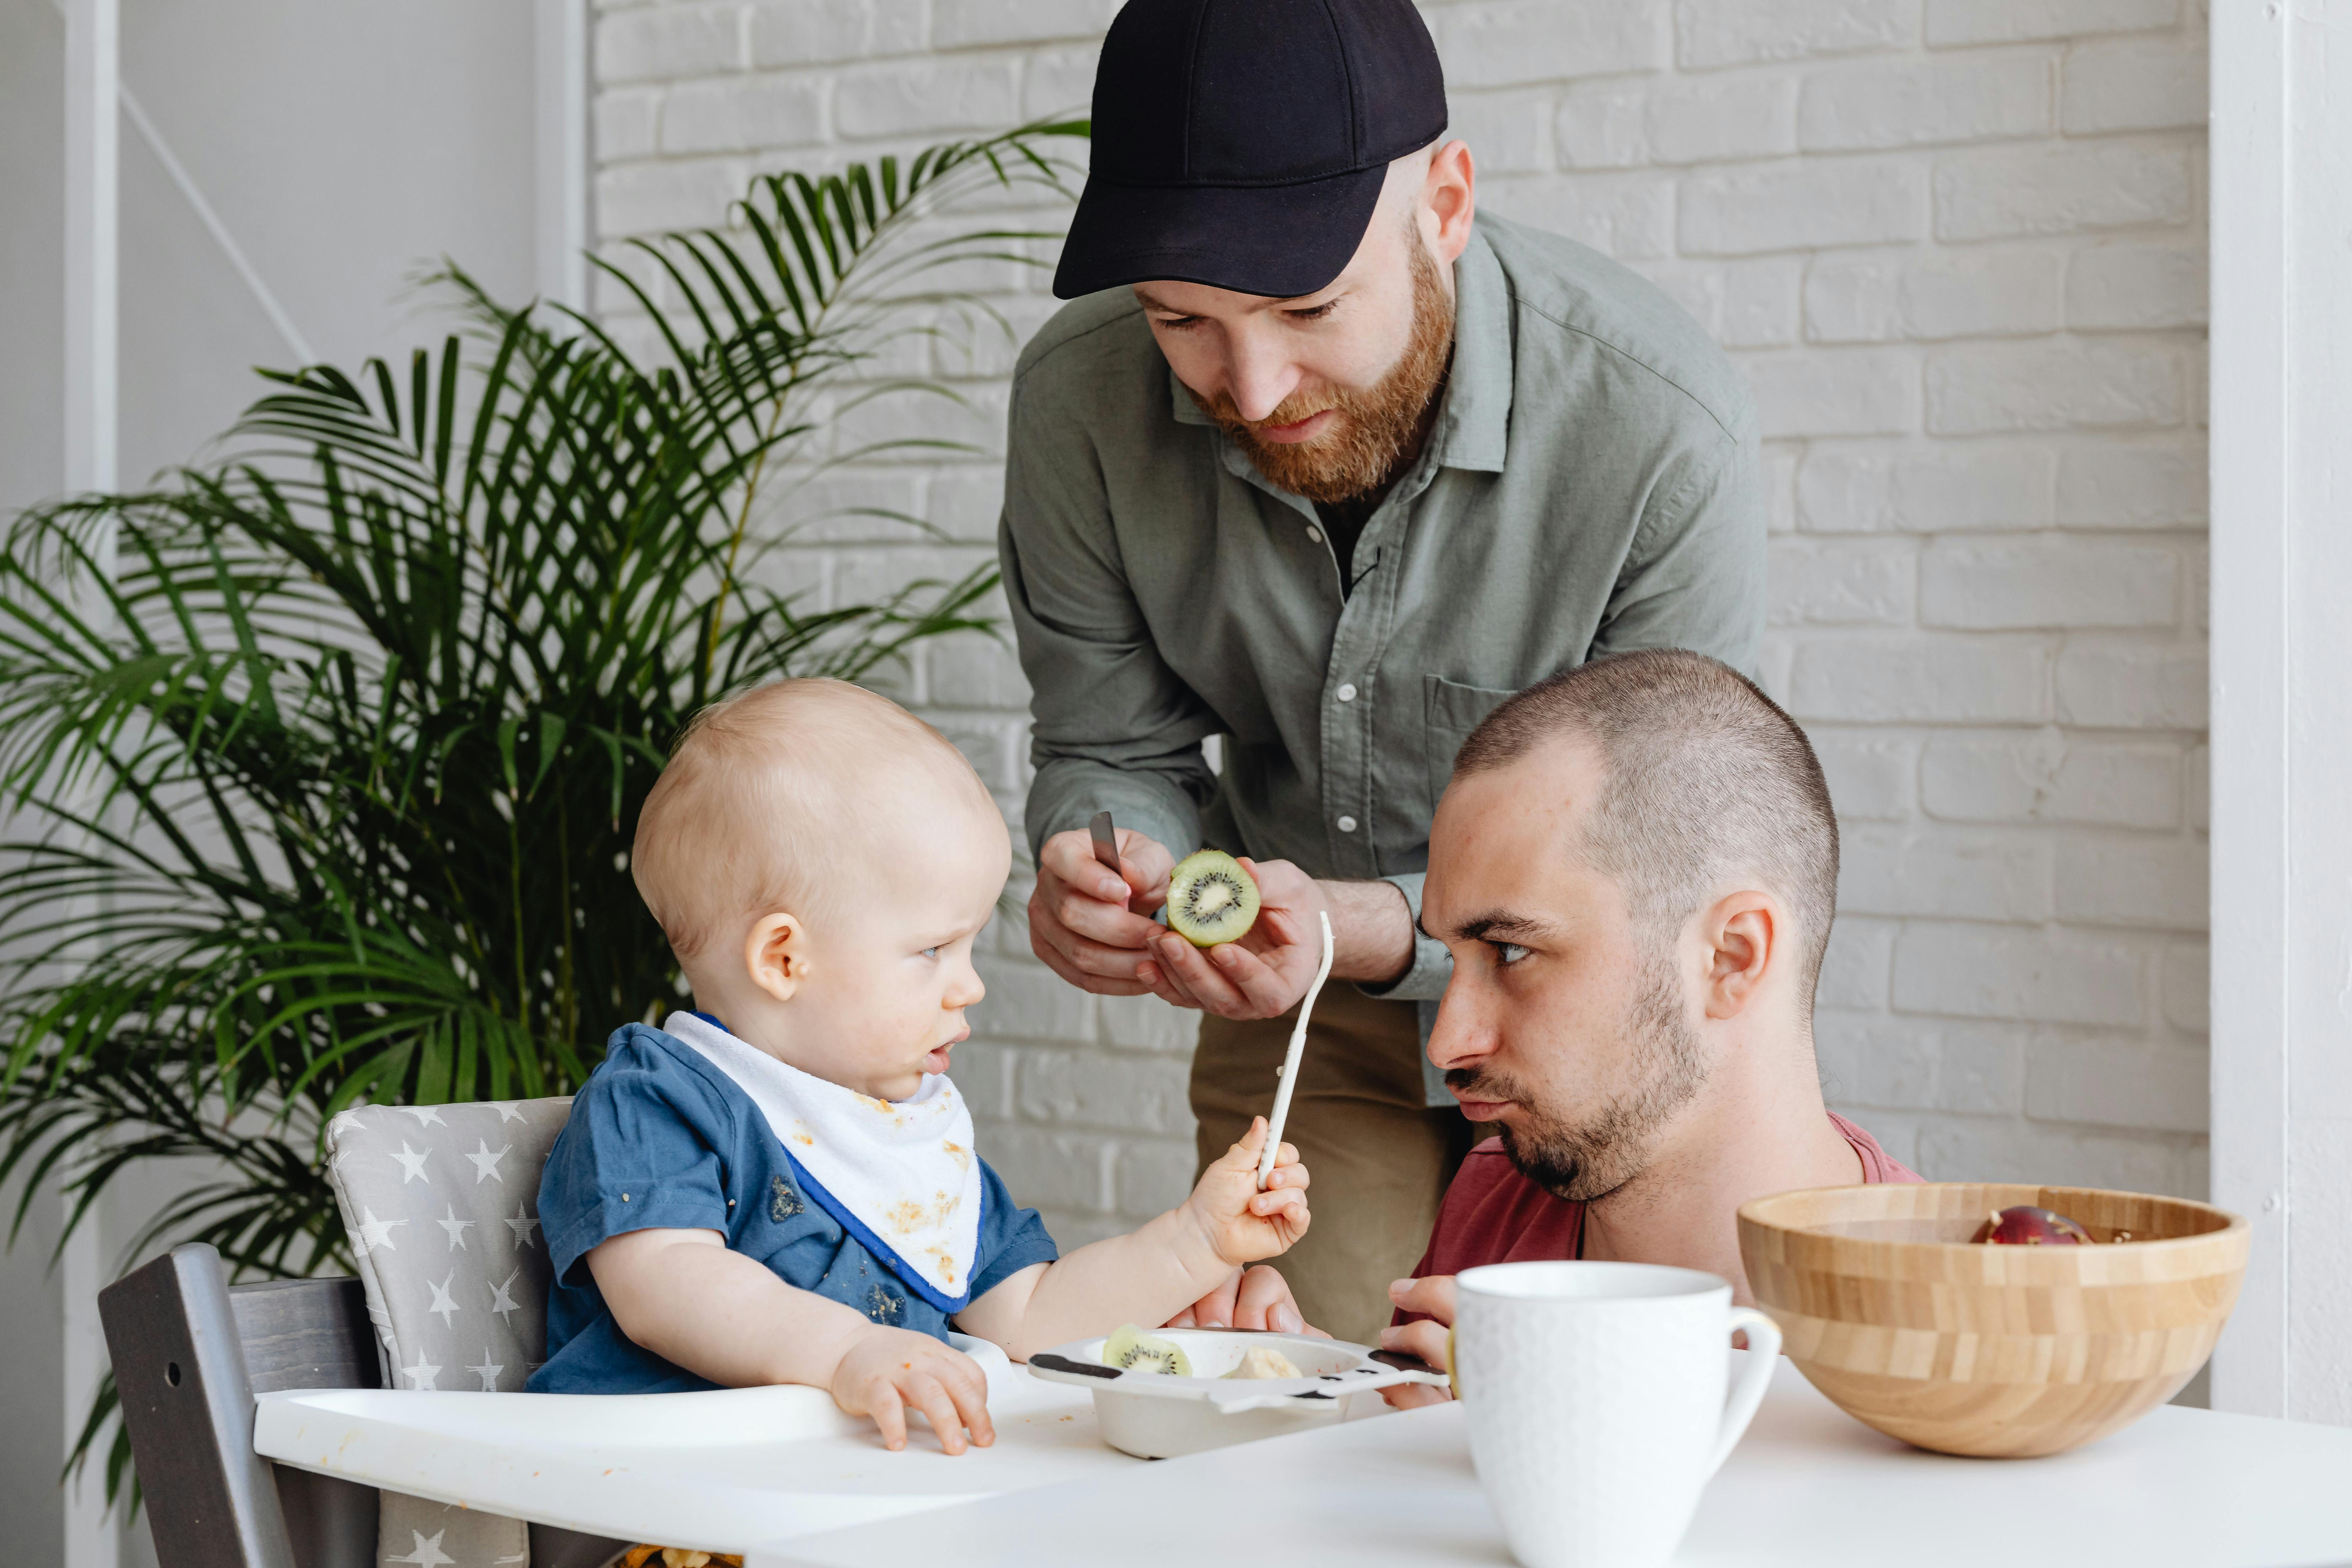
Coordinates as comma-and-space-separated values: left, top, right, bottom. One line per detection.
1305, 526, 1324, 544
1337, 815, 1358, 833
1337, 683, 1358, 703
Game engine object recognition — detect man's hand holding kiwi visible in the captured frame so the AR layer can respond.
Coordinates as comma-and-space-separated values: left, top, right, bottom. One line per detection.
1028, 824, 1178, 999
1029, 826, 1416, 1022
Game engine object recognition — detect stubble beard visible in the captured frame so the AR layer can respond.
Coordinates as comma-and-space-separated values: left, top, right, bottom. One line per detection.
1184, 230, 1456, 506
1446, 949, 1713, 1205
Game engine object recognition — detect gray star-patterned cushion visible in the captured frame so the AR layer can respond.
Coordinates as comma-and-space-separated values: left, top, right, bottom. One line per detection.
326, 1098, 574, 1568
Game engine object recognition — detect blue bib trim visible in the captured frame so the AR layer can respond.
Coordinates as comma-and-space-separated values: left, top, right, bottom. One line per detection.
779, 1142, 985, 1316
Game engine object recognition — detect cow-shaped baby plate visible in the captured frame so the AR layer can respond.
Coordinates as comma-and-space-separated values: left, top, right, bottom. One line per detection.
1025, 1329, 1449, 1458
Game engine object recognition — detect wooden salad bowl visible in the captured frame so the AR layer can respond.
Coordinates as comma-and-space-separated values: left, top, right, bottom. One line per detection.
1737, 1182, 2248, 1458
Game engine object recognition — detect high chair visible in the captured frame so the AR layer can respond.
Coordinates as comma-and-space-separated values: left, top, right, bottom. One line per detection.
100, 1095, 629, 1568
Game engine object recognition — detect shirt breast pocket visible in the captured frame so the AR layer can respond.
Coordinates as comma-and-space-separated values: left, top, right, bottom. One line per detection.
1423, 675, 1518, 806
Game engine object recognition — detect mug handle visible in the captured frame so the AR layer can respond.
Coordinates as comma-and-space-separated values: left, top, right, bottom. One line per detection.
1706, 1306, 1783, 1479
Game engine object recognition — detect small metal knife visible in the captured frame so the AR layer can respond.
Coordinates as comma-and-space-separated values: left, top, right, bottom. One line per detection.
1088, 810, 1122, 876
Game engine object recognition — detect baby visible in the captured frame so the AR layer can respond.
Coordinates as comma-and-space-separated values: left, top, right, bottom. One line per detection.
528, 679, 1311, 1454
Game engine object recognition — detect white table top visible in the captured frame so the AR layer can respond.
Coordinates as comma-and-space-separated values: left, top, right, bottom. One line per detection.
766, 1360, 2352, 1568
257, 1351, 2352, 1567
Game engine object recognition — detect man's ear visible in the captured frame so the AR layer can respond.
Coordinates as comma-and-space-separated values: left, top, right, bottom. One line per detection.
743, 911, 808, 1004
1699, 891, 1779, 1021
1423, 138, 1477, 267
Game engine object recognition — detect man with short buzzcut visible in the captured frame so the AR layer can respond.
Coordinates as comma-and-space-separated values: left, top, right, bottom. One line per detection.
1374, 650, 1919, 1397
1003, 0, 1766, 1343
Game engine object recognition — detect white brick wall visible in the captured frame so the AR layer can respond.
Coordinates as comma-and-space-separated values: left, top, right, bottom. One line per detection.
593, 0, 2210, 1229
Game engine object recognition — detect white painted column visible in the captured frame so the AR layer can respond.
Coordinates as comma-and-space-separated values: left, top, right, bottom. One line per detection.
60, 1221, 116, 1568
64, 0, 116, 497
535, 0, 591, 313
2208, 0, 2352, 1425
61, 5, 123, 1558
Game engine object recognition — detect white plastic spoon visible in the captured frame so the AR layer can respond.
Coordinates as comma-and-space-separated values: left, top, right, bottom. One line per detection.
1256, 908, 1335, 1191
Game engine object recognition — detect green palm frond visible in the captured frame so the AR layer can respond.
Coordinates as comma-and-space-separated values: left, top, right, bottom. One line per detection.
1, 117, 1087, 1515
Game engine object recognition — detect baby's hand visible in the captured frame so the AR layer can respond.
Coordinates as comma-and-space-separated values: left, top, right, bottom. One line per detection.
1181, 1115, 1311, 1267
828, 1326, 994, 1454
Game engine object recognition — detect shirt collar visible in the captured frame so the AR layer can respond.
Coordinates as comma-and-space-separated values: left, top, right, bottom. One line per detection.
1427, 226, 1511, 474
1163, 223, 1514, 479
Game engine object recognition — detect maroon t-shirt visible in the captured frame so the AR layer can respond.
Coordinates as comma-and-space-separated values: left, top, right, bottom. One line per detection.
1394, 1112, 1920, 1324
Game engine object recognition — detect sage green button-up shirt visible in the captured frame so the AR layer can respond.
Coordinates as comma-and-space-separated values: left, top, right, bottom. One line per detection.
999, 213, 1765, 1024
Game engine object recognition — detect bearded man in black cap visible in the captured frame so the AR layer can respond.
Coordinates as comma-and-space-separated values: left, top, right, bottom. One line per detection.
1004, 0, 1767, 1344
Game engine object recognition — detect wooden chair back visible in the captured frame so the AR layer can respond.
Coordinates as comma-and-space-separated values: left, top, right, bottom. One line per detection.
100, 1242, 625, 1568
101, 1243, 377, 1568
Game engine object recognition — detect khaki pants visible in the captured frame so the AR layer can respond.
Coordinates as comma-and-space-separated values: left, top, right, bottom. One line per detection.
1191, 985, 1491, 1346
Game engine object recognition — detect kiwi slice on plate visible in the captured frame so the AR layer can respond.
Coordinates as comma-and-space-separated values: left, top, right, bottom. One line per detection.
1166, 849, 1260, 948
1101, 1324, 1194, 1377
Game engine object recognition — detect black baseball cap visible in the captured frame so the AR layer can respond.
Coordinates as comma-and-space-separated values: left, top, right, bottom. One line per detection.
1051, 0, 1449, 301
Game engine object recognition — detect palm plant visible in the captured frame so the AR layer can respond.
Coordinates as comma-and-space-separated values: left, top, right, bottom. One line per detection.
0, 120, 1084, 1500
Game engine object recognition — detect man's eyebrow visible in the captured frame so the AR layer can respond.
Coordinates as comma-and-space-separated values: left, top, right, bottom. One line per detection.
1134, 288, 1188, 315
1451, 911, 1567, 945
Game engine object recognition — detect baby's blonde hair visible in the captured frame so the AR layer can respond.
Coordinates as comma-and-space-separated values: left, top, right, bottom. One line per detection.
633, 679, 994, 962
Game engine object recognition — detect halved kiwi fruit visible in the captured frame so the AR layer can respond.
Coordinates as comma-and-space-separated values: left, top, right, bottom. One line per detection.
1101, 1323, 1194, 1377
1166, 849, 1260, 948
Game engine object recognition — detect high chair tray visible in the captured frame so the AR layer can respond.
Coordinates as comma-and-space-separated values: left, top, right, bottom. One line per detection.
253, 1338, 1129, 1551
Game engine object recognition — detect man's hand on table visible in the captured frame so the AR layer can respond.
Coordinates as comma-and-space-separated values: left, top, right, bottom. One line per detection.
1030, 827, 1416, 1020
1161, 1263, 1333, 1337
1378, 1275, 1456, 1410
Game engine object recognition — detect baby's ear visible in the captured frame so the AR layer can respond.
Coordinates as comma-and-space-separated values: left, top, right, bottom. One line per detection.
744, 911, 807, 1002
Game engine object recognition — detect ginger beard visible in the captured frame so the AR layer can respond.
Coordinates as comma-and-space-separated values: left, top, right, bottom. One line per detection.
1444, 946, 1713, 1204
1185, 223, 1456, 506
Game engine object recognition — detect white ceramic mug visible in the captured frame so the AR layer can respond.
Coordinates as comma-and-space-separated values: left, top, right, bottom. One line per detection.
1452, 1261, 1782, 1568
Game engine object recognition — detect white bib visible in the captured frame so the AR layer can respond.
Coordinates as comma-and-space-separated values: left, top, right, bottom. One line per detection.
662, 1011, 984, 1312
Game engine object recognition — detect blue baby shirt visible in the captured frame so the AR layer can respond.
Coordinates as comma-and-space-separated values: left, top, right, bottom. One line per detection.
529, 1023, 1058, 1394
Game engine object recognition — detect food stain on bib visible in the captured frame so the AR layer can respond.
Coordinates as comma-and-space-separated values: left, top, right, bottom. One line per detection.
882, 1189, 962, 1236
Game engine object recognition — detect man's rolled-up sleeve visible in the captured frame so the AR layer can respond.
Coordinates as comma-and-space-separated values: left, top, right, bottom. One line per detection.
999, 369, 1221, 866
1358, 871, 1451, 1004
